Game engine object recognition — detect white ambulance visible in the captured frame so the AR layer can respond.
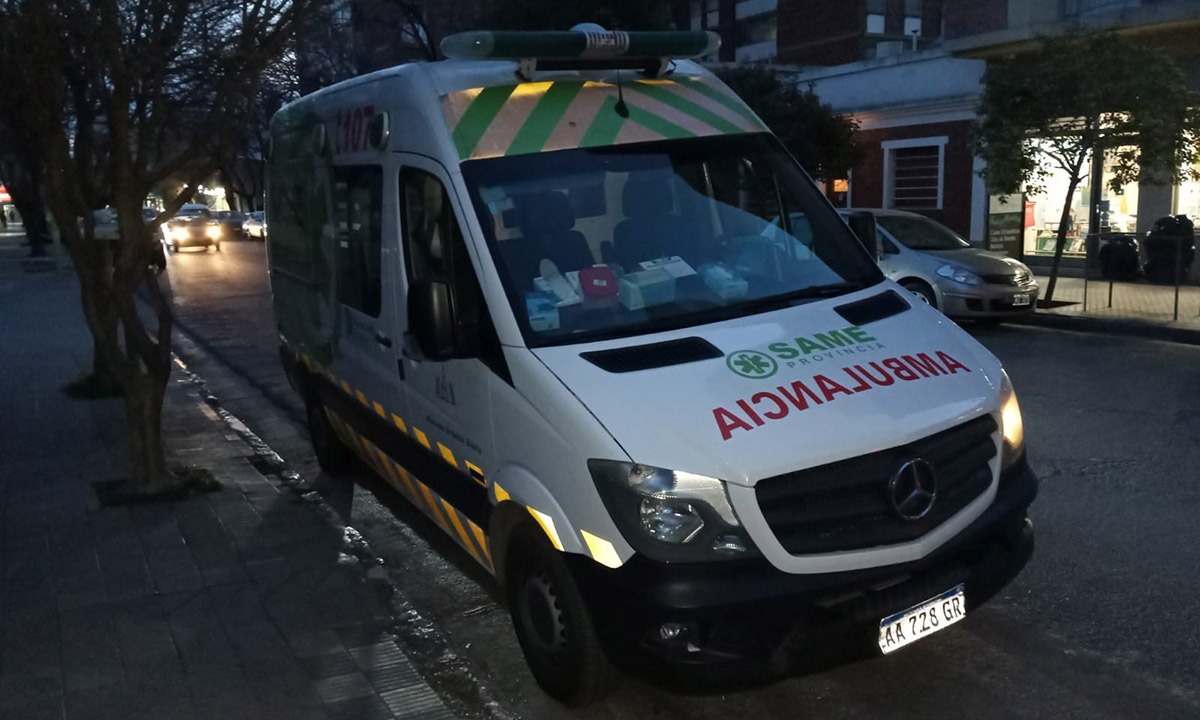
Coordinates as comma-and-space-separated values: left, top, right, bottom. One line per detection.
266, 28, 1037, 706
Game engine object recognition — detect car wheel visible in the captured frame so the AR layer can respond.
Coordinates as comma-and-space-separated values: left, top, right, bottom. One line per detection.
506, 522, 619, 707
901, 279, 938, 309
212, 242, 221, 252
305, 388, 351, 474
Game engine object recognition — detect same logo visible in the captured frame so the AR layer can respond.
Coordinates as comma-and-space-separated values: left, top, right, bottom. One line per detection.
726, 350, 778, 379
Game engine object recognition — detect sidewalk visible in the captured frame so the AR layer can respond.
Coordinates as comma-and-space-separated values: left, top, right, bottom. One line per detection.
1013, 273, 1200, 345
0, 233, 457, 719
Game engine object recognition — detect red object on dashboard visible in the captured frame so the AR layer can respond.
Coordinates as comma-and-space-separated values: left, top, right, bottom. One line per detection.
579, 265, 618, 298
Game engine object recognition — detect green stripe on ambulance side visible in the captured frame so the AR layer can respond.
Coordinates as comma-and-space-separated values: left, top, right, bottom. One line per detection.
625, 83, 744, 135
505, 82, 585, 156
452, 85, 518, 159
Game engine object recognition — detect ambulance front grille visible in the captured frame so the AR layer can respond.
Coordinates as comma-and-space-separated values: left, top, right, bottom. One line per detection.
754, 415, 997, 555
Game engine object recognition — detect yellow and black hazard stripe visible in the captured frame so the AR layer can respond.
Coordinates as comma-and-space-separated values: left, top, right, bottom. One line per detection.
442, 75, 766, 161
299, 352, 487, 488
326, 410, 494, 571
297, 350, 629, 571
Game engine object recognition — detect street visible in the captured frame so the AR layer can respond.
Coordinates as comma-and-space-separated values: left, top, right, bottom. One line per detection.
165, 238, 1200, 719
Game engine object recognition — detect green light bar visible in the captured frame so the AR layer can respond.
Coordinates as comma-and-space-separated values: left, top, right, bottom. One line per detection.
441, 30, 720, 62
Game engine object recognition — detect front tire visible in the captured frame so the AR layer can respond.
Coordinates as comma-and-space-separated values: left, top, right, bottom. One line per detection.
901, 279, 938, 309
506, 523, 619, 707
305, 388, 351, 474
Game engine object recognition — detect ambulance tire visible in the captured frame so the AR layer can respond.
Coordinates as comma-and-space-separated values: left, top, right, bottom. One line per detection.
506, 523, 619, 707
305, 389, 351, 474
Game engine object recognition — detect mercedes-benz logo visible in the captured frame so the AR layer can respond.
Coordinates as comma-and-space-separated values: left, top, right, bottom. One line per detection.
888, 458, 938, 521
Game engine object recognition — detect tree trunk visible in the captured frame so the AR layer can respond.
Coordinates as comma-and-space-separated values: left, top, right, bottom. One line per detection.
122, 365, 172, 493
1043, 177, 1083, 305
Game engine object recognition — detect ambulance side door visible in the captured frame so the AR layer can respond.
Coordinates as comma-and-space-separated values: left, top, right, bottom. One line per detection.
325, 164, 410, 442
394, 156, 498, 523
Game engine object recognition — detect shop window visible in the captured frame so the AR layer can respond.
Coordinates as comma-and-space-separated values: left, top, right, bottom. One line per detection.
883, 137, 946, 211
333, 166, 382, 317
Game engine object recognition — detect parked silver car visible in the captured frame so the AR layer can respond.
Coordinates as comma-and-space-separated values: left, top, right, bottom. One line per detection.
842, 209, 1039, 322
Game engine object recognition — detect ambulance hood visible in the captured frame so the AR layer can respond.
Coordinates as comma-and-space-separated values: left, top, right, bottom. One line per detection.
530, 288, 1002, 487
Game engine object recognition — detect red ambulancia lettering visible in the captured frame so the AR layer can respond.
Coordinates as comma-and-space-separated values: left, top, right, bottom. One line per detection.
712, 349, 974, 441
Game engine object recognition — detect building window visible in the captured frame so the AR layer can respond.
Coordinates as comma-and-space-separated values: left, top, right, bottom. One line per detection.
866, 13, 885, 34
882, 137, 947, 211
333, 166, 382, 317
736, 11, 776, 46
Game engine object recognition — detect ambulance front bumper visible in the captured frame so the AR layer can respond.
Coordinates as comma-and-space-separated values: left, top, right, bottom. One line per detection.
569, 455, 1038, 684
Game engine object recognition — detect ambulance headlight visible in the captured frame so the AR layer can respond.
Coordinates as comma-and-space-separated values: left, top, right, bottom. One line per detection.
1000, 370, 1025, 470
589, 460, 756, 562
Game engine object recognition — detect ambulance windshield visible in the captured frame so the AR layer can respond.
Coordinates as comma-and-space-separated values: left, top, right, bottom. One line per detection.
461, 133, 884, 346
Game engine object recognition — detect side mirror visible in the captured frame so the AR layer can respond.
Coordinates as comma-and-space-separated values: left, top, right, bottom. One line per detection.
407, 278, 479, 361
845, 211, 882, 261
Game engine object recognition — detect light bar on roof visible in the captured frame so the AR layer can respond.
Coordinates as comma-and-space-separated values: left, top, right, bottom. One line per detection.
441, 30, 720, 62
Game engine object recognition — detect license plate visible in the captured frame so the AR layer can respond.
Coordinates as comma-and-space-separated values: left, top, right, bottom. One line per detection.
878, 584, 966, 654
1011, 293, 1031, 307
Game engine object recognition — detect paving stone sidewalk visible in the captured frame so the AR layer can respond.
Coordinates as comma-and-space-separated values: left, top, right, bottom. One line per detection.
0, 236, 457, 719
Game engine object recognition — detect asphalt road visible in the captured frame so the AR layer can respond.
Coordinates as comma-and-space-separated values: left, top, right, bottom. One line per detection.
164, 238, 1200, 720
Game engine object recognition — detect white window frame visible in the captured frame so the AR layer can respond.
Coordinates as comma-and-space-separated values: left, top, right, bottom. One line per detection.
882, 135, 947, 211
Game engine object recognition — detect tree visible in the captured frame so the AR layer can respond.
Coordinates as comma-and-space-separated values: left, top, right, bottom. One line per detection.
715, 65, 862, 181
0, 0, 322, 494
485, 0, 671, 32
973, 30, 1200, 303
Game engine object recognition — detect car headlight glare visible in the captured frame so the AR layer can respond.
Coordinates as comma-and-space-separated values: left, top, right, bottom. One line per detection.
589, 460, 755, 562
1000, 370, 1025, 469
937, 264, 982, 285
206, 225, 221, 239
170, 226, 188, 241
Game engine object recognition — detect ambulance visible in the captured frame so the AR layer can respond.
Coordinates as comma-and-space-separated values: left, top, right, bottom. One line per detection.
266, 27, 1038, 706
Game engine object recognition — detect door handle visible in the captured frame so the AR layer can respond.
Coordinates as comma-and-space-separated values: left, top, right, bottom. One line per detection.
375, 332, 393, 348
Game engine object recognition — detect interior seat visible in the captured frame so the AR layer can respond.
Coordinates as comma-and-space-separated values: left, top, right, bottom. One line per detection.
504, 192, 594, 292
612, 179, 684, 272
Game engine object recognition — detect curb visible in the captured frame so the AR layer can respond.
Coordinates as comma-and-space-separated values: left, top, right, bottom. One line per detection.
1006, 311, 1200, 347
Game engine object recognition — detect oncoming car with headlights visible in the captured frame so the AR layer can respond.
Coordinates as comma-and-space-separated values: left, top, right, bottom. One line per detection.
841, 209, 1039, 322
267, 27, 1039, 707
161, 203, 222, 252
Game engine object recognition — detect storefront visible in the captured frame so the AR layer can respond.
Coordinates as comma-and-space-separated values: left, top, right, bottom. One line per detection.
1014, 144, 1200, 260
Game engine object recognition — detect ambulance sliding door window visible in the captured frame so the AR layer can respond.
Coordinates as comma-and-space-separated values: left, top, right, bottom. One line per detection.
333, 166, 383, 317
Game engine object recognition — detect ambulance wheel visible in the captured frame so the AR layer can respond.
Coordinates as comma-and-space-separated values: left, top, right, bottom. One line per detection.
506, 523, 619, 707
305, 389, 350, 473
901, 279, 938, 309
